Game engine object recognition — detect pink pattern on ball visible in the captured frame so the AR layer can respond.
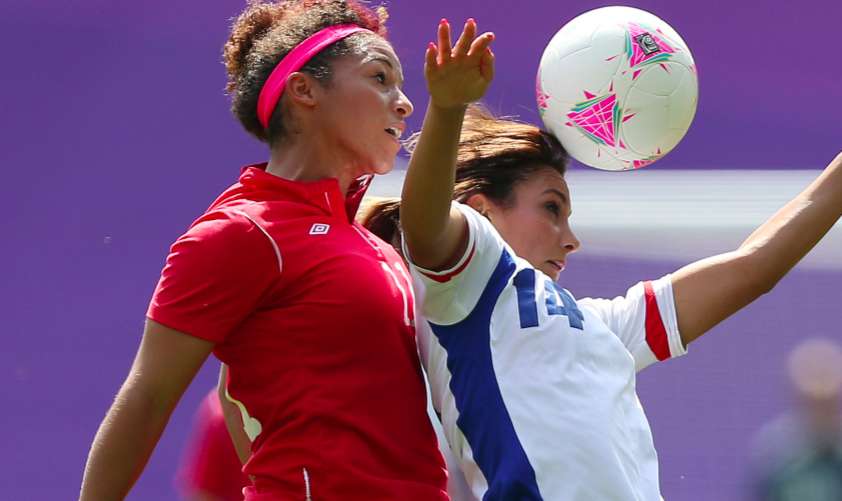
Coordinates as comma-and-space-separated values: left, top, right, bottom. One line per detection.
536, 74, 550, 111
627, 22, 677, 68
566, 94, 618, 147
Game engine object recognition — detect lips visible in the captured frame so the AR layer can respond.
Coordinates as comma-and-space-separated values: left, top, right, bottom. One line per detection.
385, 122, 405, 140
547, 260, 565, 273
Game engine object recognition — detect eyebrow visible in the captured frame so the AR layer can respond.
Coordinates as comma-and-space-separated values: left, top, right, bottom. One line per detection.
369, 56, 404, 85
542, 188, 572, 215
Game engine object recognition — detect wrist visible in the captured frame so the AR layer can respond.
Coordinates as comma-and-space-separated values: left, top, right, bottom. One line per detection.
429, 100, 469, 116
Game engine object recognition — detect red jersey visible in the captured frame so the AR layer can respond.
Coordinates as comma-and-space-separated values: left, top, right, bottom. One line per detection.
176, 390, 250, 500
148, 165, 447, 500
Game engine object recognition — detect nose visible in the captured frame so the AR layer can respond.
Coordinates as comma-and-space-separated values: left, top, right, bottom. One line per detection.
562, 225, 580, 254
395, 89, 414, 118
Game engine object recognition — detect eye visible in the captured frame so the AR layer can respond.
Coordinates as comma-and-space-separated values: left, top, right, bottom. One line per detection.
374, 71, 387, 84
544, 201, 560, 216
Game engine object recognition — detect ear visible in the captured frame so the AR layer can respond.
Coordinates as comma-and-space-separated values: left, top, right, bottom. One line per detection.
285, 71, 320, 108
465, 193, 493, 218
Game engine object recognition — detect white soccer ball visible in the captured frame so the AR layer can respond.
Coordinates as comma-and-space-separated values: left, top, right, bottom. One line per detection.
537, 6, 698, 171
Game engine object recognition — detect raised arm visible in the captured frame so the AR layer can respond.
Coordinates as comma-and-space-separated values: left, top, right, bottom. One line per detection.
672, 152, 842, 345
79, 320, 214, 500
401, 19, 494, 270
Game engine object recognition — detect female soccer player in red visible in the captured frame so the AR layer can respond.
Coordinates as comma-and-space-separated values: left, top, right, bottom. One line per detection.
79, 2, 451, 499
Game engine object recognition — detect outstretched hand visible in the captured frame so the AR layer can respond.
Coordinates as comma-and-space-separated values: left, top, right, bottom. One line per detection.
425, 18, 495, 110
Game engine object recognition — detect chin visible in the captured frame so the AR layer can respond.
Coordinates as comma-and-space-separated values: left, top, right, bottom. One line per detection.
544, 267, 562, 282
371, 158, 396, 176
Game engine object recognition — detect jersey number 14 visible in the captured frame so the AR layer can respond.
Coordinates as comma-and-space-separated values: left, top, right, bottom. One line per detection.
513, 269, 584, 330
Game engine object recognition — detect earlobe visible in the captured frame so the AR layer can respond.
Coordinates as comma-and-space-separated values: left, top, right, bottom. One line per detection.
285, 72, 318, 107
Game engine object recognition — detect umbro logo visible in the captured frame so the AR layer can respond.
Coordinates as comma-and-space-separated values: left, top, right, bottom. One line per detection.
634, 32, 661, 56
309, 223, 330, 235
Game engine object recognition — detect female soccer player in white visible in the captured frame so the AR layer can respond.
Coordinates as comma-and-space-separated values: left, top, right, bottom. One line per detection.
401, 18, 842, 500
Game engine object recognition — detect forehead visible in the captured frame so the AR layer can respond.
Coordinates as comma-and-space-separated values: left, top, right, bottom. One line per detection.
354, 35, 402, 71
516, 167, 570, 199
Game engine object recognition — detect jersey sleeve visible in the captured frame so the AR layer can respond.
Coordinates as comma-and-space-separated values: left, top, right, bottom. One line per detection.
578, 275, 687, 372
403, 202, 507, 325
147, 210, 280, 343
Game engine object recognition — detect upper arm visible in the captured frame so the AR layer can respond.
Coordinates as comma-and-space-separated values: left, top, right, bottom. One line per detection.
78, 321, 214, 500
128, 319, 215, 408
404, 203, 508, 326
671, 250, 765, 345
404, 204, 469, 272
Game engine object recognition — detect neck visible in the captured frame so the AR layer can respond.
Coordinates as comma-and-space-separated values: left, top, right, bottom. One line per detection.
265, 133, 362, 194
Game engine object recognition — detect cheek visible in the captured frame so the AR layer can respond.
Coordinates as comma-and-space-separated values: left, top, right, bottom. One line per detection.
527, 213, 561, 256
499, 210, 546, 257
338, 87, 376, 116
356, 87, 386, 110
527, 221, 553, 252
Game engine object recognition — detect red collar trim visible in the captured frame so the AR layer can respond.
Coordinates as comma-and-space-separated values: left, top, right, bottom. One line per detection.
239, 164, 373, 222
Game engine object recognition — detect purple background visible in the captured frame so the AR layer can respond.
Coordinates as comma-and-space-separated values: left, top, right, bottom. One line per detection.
2, 1, 840, 499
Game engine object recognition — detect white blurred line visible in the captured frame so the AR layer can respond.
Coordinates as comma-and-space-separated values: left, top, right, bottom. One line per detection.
368, 168, 842, 270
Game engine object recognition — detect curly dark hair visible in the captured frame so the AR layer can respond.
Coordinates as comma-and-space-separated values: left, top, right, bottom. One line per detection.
223, 0, 389, 145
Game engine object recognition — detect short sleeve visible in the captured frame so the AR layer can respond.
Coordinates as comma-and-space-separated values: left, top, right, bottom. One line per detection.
578, 275, 686, 372
147, 210, 280, 343
403, 202, 508, 326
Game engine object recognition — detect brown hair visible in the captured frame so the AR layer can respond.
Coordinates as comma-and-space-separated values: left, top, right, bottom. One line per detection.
223, 0, 389, 145
363, 105, 569, 245
449, 105, 569, 207
359, 197, 401, 245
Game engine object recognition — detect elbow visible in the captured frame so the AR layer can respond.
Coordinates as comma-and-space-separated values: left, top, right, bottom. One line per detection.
736, 248, 783, 297
751, 275, 778, 298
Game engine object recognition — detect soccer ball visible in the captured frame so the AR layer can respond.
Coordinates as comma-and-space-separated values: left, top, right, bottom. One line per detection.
537, 6, 698, 171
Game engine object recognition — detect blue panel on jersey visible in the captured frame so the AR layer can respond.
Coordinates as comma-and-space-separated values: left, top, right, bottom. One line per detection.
513, 268, 539, 328
430, 249, 543, 501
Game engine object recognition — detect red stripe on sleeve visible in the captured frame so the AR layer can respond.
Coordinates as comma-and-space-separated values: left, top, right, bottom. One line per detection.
644, 281, 671, 361
420, 241, 476, 284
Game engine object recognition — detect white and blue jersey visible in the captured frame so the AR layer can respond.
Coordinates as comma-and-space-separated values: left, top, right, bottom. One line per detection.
405, 202, 687, 501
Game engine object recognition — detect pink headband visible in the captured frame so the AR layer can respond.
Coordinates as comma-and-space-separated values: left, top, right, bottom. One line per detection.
257, 24, 372, 129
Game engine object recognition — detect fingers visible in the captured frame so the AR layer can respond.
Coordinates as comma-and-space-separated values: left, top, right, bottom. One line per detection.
431, 18, 495, 72
437, 19, 452, 64
468, 31, 495, 60
425, 42, 438, 75
452, 18, 476, 57
481, 48, 495, 82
